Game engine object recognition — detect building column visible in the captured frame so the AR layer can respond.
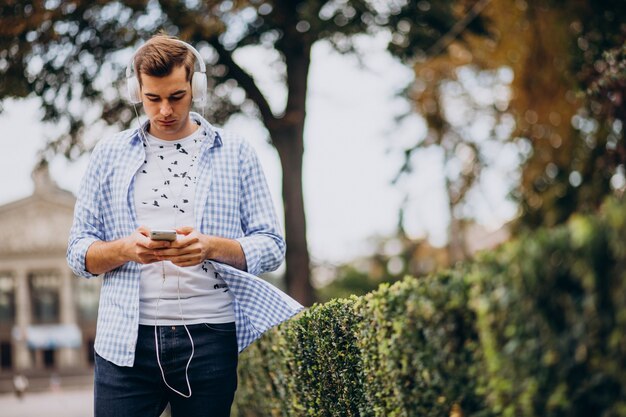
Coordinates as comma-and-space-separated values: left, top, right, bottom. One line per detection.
58, 267, 78, 367
13, 268, 32, 370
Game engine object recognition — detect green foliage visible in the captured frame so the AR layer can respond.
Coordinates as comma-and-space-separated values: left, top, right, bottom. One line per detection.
235, 298, 366, 417
237, 273, 489, 417
470, 197, 626, 416
235, 197, 626, 417
234, 321, 302, 417
236, 274, 490, 417
286, 298, 365, 417
358, 273, 490, 417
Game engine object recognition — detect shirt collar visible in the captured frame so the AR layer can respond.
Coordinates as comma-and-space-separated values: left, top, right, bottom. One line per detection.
126, 112, 223, 148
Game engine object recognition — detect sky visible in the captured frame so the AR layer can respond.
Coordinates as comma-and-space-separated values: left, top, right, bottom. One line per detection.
0, 36, 518, 267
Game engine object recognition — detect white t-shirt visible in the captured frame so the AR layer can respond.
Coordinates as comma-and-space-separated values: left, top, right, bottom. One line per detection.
134, 126, 235, 325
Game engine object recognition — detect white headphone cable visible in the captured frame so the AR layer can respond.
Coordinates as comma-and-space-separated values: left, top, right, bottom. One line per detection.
154, 265, 194, 398
132, 103, 203, 398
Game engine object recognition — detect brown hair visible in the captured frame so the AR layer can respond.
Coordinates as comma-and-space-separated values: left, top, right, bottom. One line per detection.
133, 35, 195, 86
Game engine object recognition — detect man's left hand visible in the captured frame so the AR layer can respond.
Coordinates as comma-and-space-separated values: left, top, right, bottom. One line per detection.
154, 226, 210, 267
154, 226, 247, 271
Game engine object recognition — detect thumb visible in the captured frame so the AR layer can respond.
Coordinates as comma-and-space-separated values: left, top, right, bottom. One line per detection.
176, 226, 194, 235
137, 225, 151, 237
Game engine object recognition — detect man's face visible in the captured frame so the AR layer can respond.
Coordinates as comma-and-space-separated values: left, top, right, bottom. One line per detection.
140, 65, 196, 141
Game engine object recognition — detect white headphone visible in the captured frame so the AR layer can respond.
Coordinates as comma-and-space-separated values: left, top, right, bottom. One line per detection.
125, 39, 207, 106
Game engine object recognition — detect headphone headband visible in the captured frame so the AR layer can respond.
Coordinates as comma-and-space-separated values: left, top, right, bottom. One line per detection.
125, 39, 207, 105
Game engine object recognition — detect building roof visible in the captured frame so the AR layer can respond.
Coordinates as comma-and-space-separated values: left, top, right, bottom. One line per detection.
0, 163, 76, 259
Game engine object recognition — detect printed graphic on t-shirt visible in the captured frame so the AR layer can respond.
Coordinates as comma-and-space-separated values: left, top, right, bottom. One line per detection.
140, 139, 199, 214
201, 265, 230, 293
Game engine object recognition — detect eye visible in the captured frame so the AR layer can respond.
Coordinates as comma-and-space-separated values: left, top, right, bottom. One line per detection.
147, 97, 160, 102
170, 95, 183, 101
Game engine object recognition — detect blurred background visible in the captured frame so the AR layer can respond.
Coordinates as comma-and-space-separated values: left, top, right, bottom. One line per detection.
0, 0, 624, 415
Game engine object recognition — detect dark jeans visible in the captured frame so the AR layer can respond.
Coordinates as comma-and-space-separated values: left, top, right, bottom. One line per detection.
94, 322, 238, 417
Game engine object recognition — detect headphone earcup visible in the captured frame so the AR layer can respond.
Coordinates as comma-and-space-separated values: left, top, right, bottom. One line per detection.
191, 71, 207, 105
127, 76, 142, 104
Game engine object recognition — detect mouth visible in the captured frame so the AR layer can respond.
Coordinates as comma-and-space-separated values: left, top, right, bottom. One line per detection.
158, 119, 176, 126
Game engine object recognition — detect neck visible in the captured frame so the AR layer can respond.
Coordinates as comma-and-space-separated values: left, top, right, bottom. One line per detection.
147, 116, 199, 141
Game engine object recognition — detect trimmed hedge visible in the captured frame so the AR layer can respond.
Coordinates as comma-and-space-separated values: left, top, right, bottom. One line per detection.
358, 272, 491, 417
234, 324, 299, 417
234, 275, 488, 417
234, 298, 365, 417
470, 199, 626, 416
288, 297, 365, 416
233, 198, 626, 417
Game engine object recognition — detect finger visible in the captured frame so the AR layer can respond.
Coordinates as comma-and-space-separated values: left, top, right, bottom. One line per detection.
143, 259, 161, 264
156, 246, 201, 257
176, 226, 194, 235
172, 257, 203, 267
136, 233, 158, 248
153, 248, 177, 257
137, 225, 151, 236
170, 235, 198, 249
167, 252, 203, 263
138, 254, 160, 264
145, 240, 172, 249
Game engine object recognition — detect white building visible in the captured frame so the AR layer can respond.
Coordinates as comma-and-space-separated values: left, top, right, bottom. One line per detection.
0, 164, 99, 383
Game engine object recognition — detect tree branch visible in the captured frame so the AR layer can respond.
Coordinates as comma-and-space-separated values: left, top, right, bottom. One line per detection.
207, 37, 277, 131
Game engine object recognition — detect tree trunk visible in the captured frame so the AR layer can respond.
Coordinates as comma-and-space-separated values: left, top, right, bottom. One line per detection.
270, 40, 315, 307
446, 176, 468, 265
274, 126, 313, 306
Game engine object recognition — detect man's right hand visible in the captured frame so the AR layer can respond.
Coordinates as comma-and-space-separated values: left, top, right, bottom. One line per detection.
85, 226, 172, 275
126, 226, 172, 265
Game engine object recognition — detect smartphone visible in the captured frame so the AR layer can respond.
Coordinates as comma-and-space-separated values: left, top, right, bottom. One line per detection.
150, 229, 177, 241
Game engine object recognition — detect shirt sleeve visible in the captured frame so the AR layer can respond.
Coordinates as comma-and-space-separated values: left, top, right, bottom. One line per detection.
235, 141, 286, 276
67, 142, 106, 278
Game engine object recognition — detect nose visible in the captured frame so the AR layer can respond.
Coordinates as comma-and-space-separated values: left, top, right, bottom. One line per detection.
160, 101, 173, 117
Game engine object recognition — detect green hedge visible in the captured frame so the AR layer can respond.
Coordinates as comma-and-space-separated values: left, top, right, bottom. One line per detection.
358, 271, 491, 417
233, 198, 626, 417
234, 297, 365, 417
470, 198, 626, 416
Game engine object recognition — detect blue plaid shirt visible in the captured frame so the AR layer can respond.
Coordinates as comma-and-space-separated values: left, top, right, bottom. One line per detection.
67, 113, 303, 367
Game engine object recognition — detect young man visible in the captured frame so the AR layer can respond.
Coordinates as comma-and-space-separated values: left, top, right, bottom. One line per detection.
67, 35, 302, 417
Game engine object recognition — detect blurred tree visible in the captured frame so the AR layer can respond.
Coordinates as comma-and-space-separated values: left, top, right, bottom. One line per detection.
467, 0, 626, 228
395, 0, 625, 258
588, 43, 626, 133
389, 0, 517, 265
0, 0, 488, 306
316, 213, 451, 302
585, 42, 626, 201
397, 58, 513, 263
